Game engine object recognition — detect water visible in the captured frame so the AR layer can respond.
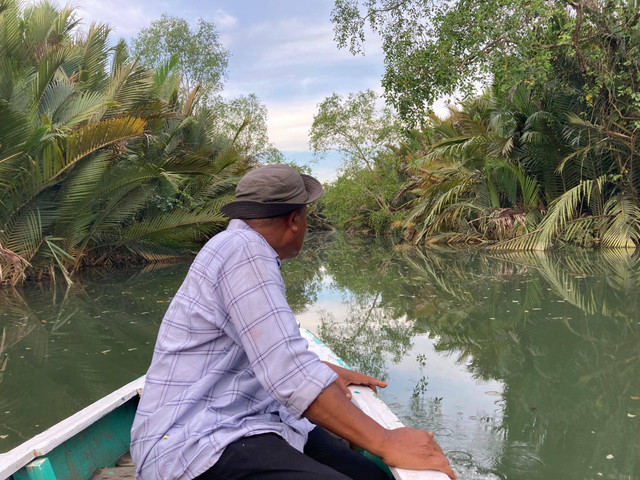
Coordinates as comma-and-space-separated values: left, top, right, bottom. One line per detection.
1, 233, 639, 479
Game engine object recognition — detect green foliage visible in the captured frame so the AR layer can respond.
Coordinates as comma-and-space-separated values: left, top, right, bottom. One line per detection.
310, 89, 401, 171
310, 90, 406, 234
131, 14, 229, 102
0, 1, 249, 286
210, 93, 271, 158
332, 0, 640, 133
331, 0, 565, 121
321, 153, 407, 235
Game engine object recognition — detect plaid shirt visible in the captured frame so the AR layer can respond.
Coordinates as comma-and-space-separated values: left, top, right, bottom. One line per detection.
130, 220, 337, 480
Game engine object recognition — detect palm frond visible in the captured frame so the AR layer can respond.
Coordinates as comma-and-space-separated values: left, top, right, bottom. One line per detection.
52, 89, 112, 128
600, 195, 640, 249
65, 115, 146, 170
76, 23, 110, 91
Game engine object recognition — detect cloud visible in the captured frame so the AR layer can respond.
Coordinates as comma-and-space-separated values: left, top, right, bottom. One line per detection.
212, 9, 238, 30
240, 18, 381, 70
74, 0, 155, 38
266, 99, 317, 151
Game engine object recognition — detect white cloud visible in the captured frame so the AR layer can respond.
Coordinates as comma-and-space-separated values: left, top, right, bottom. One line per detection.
241, 18, 381, 70
74, 0, 155, 37
212, 9, 238, 30
267, 101, 315, 151
311, 166, 339, 183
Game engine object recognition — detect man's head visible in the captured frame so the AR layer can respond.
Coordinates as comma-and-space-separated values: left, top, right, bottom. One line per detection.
220, 164, 322, 220
221, 165, 322, 259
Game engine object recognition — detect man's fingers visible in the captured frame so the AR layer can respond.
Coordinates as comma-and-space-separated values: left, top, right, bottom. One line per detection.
336, 379, 352, 398
442, 463, 457, 479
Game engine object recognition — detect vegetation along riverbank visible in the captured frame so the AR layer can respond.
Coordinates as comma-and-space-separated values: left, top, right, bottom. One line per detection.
2, 0, 640, 287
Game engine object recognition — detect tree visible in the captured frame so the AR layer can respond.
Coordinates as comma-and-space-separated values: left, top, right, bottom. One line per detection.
131, 14, 229, 101
211, 94, 271, 158
0, 1, 244, 286
310, 89, 401, 172
331, 0, 640, 125
310, 90, 406, 233
333, 0, 640, 249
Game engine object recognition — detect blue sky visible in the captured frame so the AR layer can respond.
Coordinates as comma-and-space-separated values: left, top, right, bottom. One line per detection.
73, 0, 387, 182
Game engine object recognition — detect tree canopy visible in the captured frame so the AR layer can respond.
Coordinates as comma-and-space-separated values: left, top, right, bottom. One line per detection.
0, 1, 250, 286
310, 89, 401, 172
331, 0, 640, 126
131, 14, 229, 100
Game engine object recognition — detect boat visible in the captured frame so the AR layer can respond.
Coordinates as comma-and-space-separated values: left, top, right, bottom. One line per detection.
0, 329, 449, 480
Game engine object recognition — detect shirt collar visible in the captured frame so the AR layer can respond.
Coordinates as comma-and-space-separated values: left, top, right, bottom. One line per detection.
227, 219, 282, 269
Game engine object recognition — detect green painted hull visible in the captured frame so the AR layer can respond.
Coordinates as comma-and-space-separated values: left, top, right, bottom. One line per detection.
9, 397, 138, 480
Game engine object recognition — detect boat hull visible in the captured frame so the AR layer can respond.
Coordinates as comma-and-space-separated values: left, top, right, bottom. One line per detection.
2, 329, 448, 480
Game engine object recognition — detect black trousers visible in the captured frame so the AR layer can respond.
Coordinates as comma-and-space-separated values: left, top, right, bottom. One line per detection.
195, 426, 390, 480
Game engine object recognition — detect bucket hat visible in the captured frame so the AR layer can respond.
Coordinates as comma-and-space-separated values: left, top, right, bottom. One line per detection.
220, 164, 323, 219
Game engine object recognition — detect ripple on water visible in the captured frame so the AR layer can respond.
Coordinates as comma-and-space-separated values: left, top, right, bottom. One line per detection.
432, 426, 455, 437
448, 457, 506, 480
501, 442, 546, 476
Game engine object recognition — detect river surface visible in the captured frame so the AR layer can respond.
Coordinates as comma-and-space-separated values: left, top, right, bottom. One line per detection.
1, 233, 639, 479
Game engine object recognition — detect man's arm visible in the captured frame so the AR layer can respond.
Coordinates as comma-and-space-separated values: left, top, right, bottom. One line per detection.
322, 361, 387, 398
304, 379, 457, 479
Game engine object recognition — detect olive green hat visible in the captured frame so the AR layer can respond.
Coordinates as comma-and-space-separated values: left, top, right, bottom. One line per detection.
221, 164, 323, 219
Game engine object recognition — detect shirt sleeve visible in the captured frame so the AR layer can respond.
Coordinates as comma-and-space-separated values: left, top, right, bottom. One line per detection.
218, 239, 337, 419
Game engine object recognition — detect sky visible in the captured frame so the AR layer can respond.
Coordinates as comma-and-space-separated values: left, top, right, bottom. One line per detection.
72, 0, 388, 182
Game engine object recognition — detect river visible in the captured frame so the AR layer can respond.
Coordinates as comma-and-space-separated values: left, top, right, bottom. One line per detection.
1, 232, 638, 479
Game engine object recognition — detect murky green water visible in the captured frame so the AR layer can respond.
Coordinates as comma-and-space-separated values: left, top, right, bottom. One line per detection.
1, 233, 639, 479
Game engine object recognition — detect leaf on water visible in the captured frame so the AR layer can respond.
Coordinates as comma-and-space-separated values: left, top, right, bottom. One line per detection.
0, 435, 8, 439
101, 350, 111, 354
606, 454, 614, 459
627, 413, 636, 418
128, 348, 137, 352
485, 391, 502, 396
631, 396, 640, 400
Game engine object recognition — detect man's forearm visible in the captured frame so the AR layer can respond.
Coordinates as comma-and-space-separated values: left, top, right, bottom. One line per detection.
303, 381, 457, 478
303, 382, 388, 456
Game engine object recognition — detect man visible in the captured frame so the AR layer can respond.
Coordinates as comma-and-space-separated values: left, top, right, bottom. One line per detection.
131, 164, 456, 479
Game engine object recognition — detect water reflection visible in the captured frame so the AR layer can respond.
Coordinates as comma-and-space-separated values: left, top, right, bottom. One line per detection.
0, 264, 189, 449
286, 235, 640, 480
0, 234, 638, 479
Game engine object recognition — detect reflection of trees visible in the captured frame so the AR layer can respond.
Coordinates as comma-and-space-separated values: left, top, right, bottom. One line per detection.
5, 234, 639, 476
293, 234, 640, 479
400, 248, 640, 479
281, 235, 328, 313
0, 263, 187, 451
317, 301, 414, 380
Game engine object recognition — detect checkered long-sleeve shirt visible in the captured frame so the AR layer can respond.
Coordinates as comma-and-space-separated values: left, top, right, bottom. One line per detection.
130, 220, 337, 480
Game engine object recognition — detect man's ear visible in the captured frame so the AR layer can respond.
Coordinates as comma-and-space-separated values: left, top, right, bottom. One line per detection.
286, 209, 300, 231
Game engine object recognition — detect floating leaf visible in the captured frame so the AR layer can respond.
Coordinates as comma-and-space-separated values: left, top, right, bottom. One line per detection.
485, 391, 502, 396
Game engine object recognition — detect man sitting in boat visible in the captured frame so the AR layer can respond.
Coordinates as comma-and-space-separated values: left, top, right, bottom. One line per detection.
130, 164, 456, 480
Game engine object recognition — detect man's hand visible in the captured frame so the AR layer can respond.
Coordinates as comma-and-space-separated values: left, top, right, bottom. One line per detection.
309, 366, 456, 479
322, 361, 387, 399
380, 427, 456, 479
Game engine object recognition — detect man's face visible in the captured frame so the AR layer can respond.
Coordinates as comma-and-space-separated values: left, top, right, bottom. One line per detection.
291, 205, 308, 257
